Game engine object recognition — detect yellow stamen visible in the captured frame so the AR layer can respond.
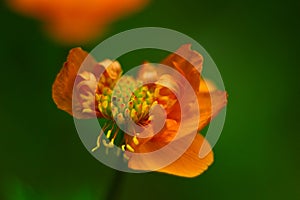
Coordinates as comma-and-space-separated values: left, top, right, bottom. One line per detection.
133, 136, 139, 145
130, 109, 137, 117
91, 135, 101, 152
102, 139, 114, 148
82, 108, 93, 113
98, 103, 103, 112
121, 144, 126, 151
101, 95, 109, 101
91, 130, 103, 152
95, 93, 101, 101
126, 144, 135, 152
135, 103, 142, 113
148, 115, 154, 121
130, 109, 138, 121
110, 138, 115, 144
106, 129, 112, 138
146, 91, 152, 97
102, 101, 108, 109
142, 102, 149, 114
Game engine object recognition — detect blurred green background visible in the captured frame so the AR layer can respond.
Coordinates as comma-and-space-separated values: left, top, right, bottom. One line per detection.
0, 0, 299, 199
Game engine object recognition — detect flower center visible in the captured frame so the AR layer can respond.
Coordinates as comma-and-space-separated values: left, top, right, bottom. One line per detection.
93, 75, 157, 155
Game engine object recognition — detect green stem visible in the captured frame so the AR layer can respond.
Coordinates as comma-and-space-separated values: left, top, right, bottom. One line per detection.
105, 170, 125, 200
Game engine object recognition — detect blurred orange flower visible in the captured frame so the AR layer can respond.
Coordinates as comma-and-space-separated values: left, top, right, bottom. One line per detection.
7, 0, 149, 44
52, 45, 227, 177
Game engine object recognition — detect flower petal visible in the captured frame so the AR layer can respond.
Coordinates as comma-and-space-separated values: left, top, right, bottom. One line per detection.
52, 48, 88, 116
137, 62, 158, 83
128, 132, 213, 178
127, 119, 178, 152
154, 74, 179, 114
98, 59, 122, 80
161, 44, 203, 91
198, 90, 227, 130
52, 48, 100, 118
199, 78, 217, 93
157, 133, 213, 178
167, 89, 227, 130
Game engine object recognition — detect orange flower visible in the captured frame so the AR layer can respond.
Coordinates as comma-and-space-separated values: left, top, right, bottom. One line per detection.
7, 0, 149, 44
52, 44, 227, 177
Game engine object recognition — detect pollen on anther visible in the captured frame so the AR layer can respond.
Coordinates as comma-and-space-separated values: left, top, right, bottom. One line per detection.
148, 115, 154, 121
82, 108, 93, 113
102, 101, 108, 109
102, 139, 114, 148
106, 130, 112, 138
133, 136, 139, 145
95, 94, 101, 101
126, 144, 135, 152
130, 109, 137, 118
121, 144, 126, 151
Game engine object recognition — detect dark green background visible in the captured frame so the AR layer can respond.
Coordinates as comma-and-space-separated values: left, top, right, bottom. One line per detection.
0, 0, 299, 199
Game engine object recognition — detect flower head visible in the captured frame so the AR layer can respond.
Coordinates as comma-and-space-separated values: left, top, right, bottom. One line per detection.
7, 0, 149, 44
52, 44, 227, 177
